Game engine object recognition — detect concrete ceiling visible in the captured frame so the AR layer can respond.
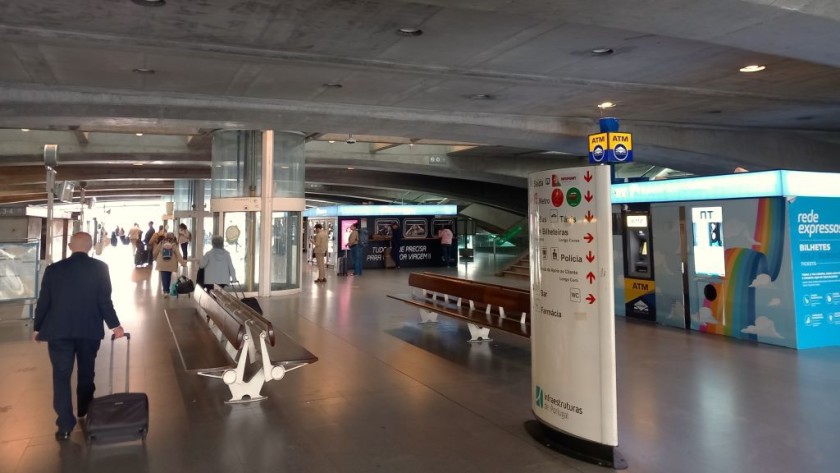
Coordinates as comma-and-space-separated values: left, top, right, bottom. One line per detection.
1, 0, 840, 210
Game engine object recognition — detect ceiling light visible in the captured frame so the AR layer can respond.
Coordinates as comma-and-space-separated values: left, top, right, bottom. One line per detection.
347, 167, 354, 170
328, 140, 335, 144
133, 162, 144, 166
323, 82, 342, 88
597, 102, 616, 109
132, 68, 155, 74
591, 48, 614, 56
131, 0, 166, 7
21, 128, 30, 132
739, 65, 766, 73
397, 28, 423, 37
135, 133, 144, 136
468, 94, 493, 100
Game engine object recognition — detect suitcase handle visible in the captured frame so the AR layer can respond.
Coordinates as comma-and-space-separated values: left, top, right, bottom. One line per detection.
109, 332, 131, 395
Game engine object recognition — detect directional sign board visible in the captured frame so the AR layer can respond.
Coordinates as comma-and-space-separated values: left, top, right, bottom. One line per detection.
529, 165, 619, 451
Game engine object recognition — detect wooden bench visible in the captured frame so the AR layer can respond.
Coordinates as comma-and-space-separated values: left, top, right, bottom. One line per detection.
165, 286, 317, 403
387, 272, 531, 342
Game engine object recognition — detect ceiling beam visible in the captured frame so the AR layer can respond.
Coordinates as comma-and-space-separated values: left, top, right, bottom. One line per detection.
0, 152, 210, 167
0, 165, 209, 185
370, 142, 402, 153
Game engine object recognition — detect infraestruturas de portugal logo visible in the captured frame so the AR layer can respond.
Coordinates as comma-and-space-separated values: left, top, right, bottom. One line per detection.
535, 385, 583, 419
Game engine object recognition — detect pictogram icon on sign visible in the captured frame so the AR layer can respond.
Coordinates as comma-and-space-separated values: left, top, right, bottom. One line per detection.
586, 251, 595, 263
586, 294, 596, 304
584, 190, 593, 203
586, 272, 595, 284
584, 233, 594, 243
551, 188, 564, 207
584, 170, 593, 182
585, 210, 594, 222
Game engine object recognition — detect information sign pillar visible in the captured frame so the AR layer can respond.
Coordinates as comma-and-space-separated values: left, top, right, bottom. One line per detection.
526, 165, 626, 468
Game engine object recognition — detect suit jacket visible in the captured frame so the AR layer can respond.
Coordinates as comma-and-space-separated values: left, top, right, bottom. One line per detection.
34, 252, 121, 340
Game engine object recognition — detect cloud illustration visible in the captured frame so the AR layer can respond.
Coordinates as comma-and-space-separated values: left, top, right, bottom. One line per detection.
768, 298, 781, 307
741, 316, 784, 339
750, 274, 772, 287
691, 307, 718, 324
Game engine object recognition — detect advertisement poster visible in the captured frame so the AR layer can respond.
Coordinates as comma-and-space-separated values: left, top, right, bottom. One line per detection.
529, 166, 618, 446
789, 196, 840, 348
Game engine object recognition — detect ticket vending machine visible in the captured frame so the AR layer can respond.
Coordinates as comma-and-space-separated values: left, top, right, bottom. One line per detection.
622, 205, 656, 321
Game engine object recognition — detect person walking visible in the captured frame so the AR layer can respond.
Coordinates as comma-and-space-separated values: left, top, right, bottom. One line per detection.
439, 225, 455, 267
199, 235, 236, 290
313, 223, 328, 283
143, 221, 156, 264
32, 232, 125, 441
390, 222, 402, 269
128, 223, 142, 252
153, 232, 187, 297
178, 223, 192, 259
347, 223, 362, 276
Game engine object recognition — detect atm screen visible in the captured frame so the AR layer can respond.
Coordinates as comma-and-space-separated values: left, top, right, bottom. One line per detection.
692, 207, 725, 276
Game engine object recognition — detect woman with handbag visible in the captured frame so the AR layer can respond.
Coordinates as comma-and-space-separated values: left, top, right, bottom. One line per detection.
199, 235, 236, 291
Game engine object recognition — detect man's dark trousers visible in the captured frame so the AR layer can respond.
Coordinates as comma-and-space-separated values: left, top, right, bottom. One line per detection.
48, 339, 101, 432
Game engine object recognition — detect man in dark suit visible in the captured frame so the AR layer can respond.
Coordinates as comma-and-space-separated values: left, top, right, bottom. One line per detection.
33, 232, 125, 441
143, 221, 156, 264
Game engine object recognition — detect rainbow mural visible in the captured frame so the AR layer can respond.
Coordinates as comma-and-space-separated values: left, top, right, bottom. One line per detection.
699, 198, 785, 339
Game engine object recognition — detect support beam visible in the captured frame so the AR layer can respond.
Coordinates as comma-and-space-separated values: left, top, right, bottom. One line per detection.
370, 142, 401, 153
0, 165, 209, 185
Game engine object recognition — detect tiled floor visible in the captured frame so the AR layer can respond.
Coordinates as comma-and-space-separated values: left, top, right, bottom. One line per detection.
1, 245, 839, 472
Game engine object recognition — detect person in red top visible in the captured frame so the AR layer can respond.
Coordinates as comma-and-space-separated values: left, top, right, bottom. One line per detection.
438, 225, 455, 267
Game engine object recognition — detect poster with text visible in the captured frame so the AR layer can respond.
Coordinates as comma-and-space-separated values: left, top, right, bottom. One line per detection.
789, 196, 840, 348
529, 165, 618, 446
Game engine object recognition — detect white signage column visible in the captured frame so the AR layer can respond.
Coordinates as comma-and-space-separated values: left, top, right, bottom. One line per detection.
526, 165, 626, 469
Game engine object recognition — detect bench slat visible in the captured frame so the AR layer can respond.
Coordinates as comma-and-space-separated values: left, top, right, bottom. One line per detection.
388, 293, 530, 337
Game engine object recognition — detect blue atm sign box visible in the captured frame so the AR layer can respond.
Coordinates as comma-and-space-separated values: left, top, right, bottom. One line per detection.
588, 132, 633, 164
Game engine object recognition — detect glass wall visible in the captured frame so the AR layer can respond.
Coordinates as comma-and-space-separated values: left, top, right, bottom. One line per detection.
269, 212, 300, 290
211, 131, 262, 199
272, 133, 305, 198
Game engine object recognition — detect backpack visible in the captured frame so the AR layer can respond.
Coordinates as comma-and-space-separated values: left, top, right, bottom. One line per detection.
161, 242, 174, 261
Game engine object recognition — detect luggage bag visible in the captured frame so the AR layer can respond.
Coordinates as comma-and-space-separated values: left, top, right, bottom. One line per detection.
134, 246, 148, 267
233, 281, 263, 314
86, 333, 149, 442
337, 249, 348, 276
175, 275, 195, 297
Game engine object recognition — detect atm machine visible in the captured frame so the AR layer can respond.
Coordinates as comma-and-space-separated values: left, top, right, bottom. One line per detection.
622, 205, 656, 321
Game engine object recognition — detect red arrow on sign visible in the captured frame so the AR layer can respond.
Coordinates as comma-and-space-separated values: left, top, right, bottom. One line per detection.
584, 170, 593, 182
585, 210, 594, 222
586, 251, 595, 263
584, 233, 594, 243
584, 190, 593, 202
586, 294, 596, 304
586, 272, 595, 284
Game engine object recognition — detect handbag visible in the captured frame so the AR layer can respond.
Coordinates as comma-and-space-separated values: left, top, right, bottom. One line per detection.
175, 275, 195, 296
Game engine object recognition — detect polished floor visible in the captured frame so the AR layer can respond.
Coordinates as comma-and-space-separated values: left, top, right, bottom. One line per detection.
1, 244, 839, 472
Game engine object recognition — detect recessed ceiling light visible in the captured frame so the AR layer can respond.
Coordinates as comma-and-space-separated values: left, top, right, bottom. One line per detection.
597, 102, 616, 109
132, 68, 155, 74
591, 48, 614, 56
397, 28, 423, 37
739, 65, 766, 73
135, 133, 144, 136
468, 94, 493, 100
21, 128, 30, 132
133, 162, 144, 166
347, 167, 354, 170
328, 140, 335, 144
131, 0, 166, 7
323, 82, 342, 88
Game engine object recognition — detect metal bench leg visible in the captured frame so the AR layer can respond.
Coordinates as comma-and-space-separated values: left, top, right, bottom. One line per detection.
419, 308, 439, 324
222, 334, 268, 403
467, 323, 492, 343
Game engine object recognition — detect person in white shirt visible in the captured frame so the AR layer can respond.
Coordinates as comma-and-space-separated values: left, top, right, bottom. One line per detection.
438, 225, 455, 267
177, 223, 192, 259
313, 223, 328, 283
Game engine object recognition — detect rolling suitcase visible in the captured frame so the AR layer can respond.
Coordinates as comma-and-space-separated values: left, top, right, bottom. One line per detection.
134, 246, 148, 267
85, 333, 149, 442
233, 281, 263, 314
337, 250, 348, 276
